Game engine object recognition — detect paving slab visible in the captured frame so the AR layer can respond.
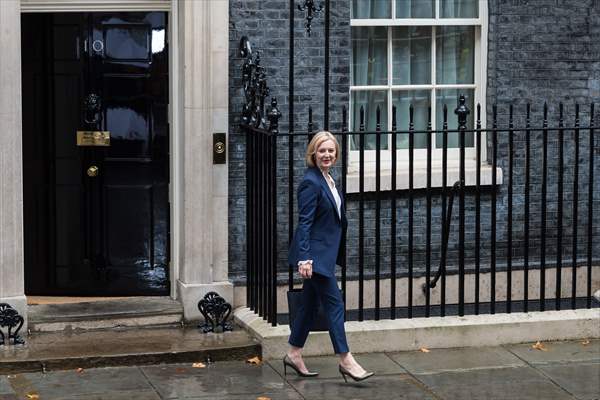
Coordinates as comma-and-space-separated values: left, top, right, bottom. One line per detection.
0, 327, 260, 374
6, 367, 153, 399
181, 391, 304, 400
50, 390, 162, 400
505, 339, 600, 364
141, 361, 290, 399
268, 353, 406, 380
536, 361, 600, 400
288, 375, 439, 400
387, 346, 526, 374
415, 366, 576, 400
0, 378, 13, 395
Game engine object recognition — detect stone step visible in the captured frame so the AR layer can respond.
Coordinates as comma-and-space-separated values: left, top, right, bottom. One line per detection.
0, 326, 261, 374
27, 297, 184, 333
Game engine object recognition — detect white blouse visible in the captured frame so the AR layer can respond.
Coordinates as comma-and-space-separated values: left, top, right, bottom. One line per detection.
323, 171, 341, 218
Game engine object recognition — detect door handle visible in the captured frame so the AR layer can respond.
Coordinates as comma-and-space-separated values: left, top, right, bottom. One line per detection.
87, 165, 99, 177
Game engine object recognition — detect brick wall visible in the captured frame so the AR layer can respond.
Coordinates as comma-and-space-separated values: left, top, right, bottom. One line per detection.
228, 0, 600, 285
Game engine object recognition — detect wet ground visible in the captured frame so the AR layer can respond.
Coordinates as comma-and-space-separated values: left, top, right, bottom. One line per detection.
0, 327, 260, 374
1, 339, 598, 400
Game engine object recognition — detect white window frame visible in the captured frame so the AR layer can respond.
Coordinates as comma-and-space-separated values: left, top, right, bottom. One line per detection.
347, 0, 491, 191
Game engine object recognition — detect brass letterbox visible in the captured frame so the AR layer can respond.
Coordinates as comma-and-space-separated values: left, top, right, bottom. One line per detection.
76, 131, 110, 146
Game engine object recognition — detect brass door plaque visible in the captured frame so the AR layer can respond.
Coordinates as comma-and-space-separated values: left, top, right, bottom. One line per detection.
77, 131, 110, 146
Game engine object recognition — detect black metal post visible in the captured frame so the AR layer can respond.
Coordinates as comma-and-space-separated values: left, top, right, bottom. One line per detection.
266, 130, 273, 323
359, 106, 365, 321
271, 132, 278, 326
247, 128, 254, 309
252, 130, 258, 312
288, 132, 294, 290
524, 104, 531, 312
571, 104, 580, 310
375, 106, 381, 320
341, 106, 348, 310
408, 104, 415, 318
455, 96, 469, 316
391, 105, 397, 319
259, 131, 265, 318
587, 104, 595, 308
441, 105, 448, 317
556, 103, 564, 310
507, 104, 513, 313
541, 103, 548, 311
426, 106, 432, 317
491, 105, 497, 314
289, 1, 295, 290
475, 104, 481, 314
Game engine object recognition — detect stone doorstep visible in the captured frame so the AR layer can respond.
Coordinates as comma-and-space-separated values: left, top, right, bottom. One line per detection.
27, 297, 184, 332
28, 314, 184, 333
234, 307, 600, 359
0, 327, 261, 375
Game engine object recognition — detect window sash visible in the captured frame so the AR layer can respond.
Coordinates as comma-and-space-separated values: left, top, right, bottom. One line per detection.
351, 0, 481, 22
349, 1, 487, 167
350, 28, 481, 133
351, 19, 482, 26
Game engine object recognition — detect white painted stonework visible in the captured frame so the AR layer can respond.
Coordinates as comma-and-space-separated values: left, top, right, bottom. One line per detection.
175, 0, 231, 321
0, 0, 27, 330
235, 307, 600, 359
0, 0, 230, 329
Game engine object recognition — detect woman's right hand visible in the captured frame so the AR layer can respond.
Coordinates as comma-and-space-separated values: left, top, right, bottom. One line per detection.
298, 261, 313, 279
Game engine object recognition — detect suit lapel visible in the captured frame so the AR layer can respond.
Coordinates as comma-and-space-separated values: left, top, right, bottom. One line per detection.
313, 168, 341, 222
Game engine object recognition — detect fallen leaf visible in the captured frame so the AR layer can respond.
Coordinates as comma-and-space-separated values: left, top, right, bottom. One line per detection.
26, 394, 39, 400
419, 347, 430, 353
581, 339, 590, 346
247, 356, 262, 365
532, 341, 548, 351
257, 397, 272, 400
192, 362, 206, 368
76, 368, 84, 373
175, 368, 187, 373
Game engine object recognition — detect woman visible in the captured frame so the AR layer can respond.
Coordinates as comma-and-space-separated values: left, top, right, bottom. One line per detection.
285, 131, 374, 382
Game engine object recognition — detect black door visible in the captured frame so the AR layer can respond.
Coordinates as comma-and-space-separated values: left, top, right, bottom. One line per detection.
22, 12, 170, 296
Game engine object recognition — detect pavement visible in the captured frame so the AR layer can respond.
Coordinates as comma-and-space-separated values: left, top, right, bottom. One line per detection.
0, 339, 598, 400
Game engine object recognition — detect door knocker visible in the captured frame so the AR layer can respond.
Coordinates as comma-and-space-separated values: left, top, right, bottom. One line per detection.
84, 93, 102, 125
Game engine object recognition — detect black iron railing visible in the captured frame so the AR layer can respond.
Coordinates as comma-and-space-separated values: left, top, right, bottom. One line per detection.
239, 0, 599, 326
243, 97, 598, 326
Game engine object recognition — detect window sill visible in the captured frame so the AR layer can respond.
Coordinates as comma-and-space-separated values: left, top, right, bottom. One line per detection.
345, 163, 503, 193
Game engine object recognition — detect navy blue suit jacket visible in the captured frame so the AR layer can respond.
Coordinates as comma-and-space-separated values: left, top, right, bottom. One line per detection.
288, 167, 347, 278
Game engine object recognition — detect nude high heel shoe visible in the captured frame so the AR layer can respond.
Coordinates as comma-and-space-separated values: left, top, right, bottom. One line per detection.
338, 364, 374, 382
283, 354, 319, 377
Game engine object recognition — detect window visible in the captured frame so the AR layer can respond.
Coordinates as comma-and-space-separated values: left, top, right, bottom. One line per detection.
349, 0, 489, 185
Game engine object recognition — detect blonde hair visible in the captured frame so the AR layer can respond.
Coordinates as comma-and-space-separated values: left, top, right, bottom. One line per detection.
305, 131, 340, 168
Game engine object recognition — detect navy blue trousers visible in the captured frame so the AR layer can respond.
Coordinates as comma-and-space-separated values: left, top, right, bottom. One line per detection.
288, 273, 349, 354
